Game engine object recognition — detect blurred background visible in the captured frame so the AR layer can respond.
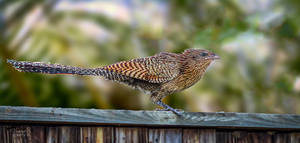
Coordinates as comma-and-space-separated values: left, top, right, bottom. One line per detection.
0, 0, 299, 114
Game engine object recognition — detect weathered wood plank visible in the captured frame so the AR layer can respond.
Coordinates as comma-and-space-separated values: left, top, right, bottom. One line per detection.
290, 133, 300, 143
216, 130, 231, 143
149, 128, 182, 143
241, 132, 272, 143
0, 126, 4, 142
1, 125, 300, 143
95, 127, 114, 143
103, 127, 114, 143
182, 129, 216, 143
1, 126, 32, 143
59, 126, 80, 143
183, 129, 199, 143
115, 127, 148, 143
1, 106, 300, 130
216, 131, 273, 143
199, 129, 216, 143
31, 126, 45, 143
273, 132, 290, 143
46, 127, 58, 143
80, 127, 97, 143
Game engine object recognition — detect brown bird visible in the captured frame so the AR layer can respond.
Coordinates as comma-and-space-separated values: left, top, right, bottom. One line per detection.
7, 48, 219, 115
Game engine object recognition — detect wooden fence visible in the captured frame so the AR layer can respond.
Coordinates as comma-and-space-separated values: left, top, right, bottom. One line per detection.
0, 106, 300, 143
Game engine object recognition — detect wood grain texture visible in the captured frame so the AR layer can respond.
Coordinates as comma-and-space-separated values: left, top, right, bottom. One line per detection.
96, 127, 114, 143
102, 127, 114, 143
199, 129, 216, 143
1, 106, 300, 130
273, 132, 290, 143
1, 126, 32, 143
1, 126, 300, 143
183, 129, 216, 143
217, 130, 273, 143
80, 127, 97, 143
183, 129, 199, 143
149, 128, 182, 143
31, 126, 45, 143
115, 127, 148, 143
290, 133, 300, 143
59, 126, 80, 143
0, 126, 4, 142
46, 127, 59, 143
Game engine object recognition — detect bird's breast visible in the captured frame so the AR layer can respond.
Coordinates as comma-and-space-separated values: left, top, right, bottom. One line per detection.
161, 68, 204, 93
161, 61, 211, 93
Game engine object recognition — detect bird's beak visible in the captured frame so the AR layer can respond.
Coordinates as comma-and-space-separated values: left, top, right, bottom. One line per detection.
208, 53, 220, 60
212, 55, 220, 59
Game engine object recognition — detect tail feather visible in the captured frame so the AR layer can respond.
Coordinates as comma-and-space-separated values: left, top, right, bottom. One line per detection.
7, 59, 136, 85
7, 59, 98, 76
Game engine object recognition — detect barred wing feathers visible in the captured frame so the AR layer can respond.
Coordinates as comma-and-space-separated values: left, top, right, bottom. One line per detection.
102, 52, 180, 83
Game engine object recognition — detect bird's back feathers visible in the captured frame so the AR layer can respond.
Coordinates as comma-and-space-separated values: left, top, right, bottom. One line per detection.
103, 52, 180, 83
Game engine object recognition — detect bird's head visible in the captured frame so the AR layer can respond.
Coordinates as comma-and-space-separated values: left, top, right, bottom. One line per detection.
183, 48, 219, 62
180, 48, 219, 74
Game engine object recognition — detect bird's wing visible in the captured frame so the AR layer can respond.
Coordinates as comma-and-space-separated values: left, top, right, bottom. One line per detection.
102, 52, 180, 83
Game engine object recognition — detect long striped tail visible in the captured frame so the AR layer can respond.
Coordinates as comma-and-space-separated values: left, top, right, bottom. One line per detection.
7, 59, 98, 76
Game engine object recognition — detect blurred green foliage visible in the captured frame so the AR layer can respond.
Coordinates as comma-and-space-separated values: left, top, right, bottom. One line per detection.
0, 0, 299, 113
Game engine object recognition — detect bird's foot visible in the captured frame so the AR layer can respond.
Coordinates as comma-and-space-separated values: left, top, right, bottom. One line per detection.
155, 101, 184, 115
155, 108, 184, 115
167, 108, 184, 115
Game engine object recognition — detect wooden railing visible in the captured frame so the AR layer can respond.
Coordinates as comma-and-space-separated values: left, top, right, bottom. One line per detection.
0, 106, 300, 142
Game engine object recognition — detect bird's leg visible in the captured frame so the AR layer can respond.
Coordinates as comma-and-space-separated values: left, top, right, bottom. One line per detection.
151, 93, 183, 115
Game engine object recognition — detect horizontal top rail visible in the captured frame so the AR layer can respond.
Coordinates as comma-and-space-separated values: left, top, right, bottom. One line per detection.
0, 106, 300, 130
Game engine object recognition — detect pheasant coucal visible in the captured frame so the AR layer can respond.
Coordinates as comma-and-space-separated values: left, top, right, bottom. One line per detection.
7, 48, 219, 115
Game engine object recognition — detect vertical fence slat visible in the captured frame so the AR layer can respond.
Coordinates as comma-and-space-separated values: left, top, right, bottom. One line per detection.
31, 126, 45, 143
0, 126, 4, 142
149, 128, 182, 143
216, 131, 232, 143
115, 127, 148, 143
246, 132, 272, 143
101, 127, 114, 143
138, 128, 148, 143
273, 132, 290, 143
46, 127, 58, 143
183, 129, 199, 143
183, 129, 216, 143
96, 127, 115, 143
80, 127, 97, 143
290, 133, 300, 143
199, 129, 216, 143
1, 126, 32, 143
58, 126, 80, 143
217, 131, 273, 143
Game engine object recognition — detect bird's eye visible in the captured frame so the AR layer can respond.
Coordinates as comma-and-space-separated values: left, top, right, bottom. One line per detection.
200, 53, 208, 57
